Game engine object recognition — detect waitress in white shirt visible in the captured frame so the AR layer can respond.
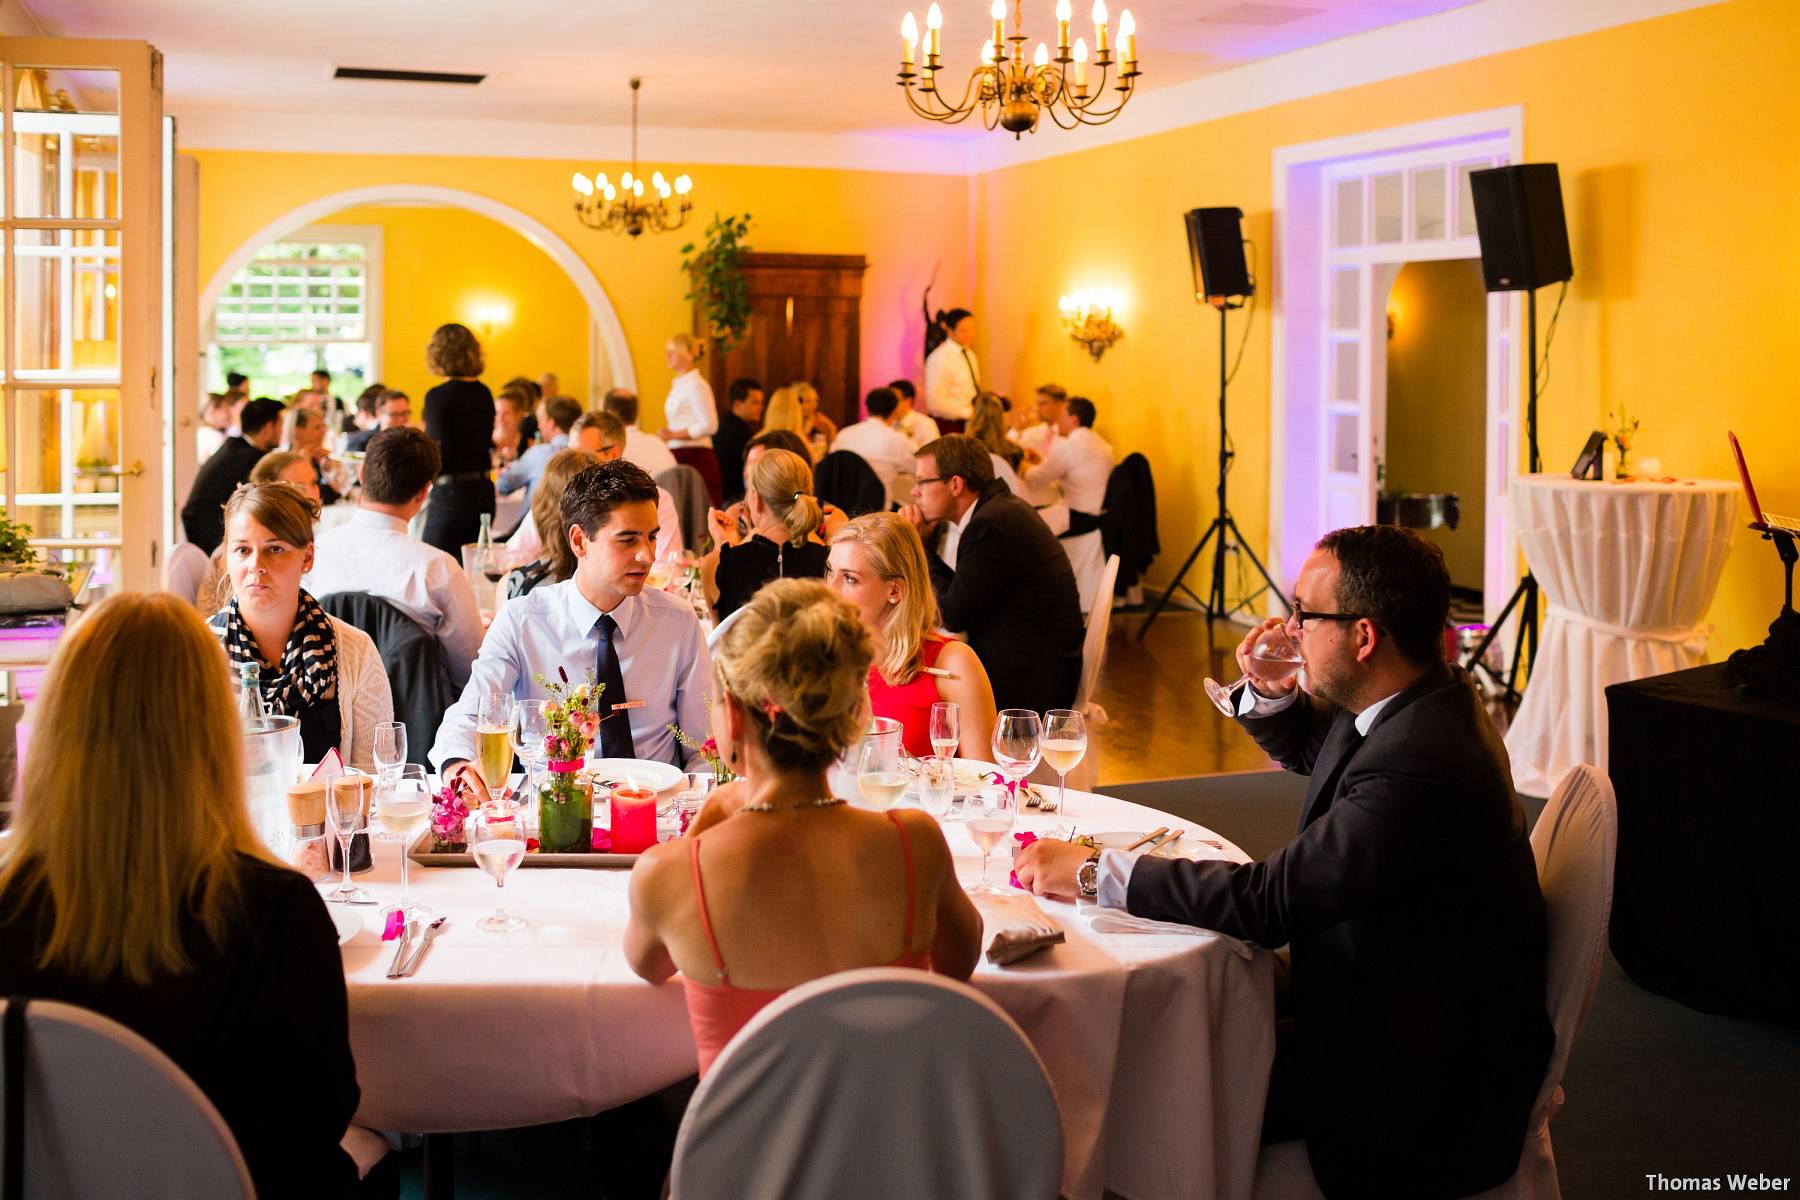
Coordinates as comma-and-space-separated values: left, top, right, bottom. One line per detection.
923, 307, 979, 433
658, 332, 723, 505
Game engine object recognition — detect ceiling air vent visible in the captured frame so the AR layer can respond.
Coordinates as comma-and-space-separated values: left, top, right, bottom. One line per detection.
332, 67, 487, 86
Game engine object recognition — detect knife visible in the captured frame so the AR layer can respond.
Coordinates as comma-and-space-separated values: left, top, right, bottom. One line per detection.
386, 919, 419, 979
399, 916, 448, 978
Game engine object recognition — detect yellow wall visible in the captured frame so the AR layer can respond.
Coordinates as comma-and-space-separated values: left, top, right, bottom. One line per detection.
1386, 259, 1488, 590
190, 151, 972, 426
321, 203, 588, 404
975, 0, 1800, 655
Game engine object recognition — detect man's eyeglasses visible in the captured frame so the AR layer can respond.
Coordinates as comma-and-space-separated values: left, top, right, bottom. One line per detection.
913, 476, 948, 487
1286, 605, 1376, 631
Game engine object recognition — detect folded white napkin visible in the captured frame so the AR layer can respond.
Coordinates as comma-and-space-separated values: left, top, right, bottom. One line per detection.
1084, 906, 1254, 960
973, 892, 1066, 965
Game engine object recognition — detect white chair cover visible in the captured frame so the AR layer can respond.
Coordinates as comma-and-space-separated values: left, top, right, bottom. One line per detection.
0, 998, 255, 1199
670, 968, 1063, 1200
160, 542, 210, 607
1252, 764, 1618, 1200
1065, 554, 1119, 793
1061, 530, 1108, 617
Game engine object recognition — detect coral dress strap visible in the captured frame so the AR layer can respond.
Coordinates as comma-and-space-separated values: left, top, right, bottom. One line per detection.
689, 837, 729, 984
887, 810, 918, 953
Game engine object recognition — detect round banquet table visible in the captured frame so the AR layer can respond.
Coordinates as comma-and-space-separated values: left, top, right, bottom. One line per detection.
333, 787, 1276, 1200
1504, 474, 1738, 797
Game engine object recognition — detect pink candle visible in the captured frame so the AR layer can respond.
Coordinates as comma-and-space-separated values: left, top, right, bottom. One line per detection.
611, 786, 658, 854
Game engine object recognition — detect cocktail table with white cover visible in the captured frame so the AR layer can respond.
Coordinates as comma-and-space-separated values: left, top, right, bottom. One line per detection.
1504, 474, 1738, 796
336, 788, 1275, 1200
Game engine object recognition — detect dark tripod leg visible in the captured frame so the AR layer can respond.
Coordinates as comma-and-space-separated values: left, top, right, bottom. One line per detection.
1221, 513, 1288, 617
1138, 518, 1220, 639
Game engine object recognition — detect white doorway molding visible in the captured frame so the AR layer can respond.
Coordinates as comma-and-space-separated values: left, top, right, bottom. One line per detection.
1269, 106, 1524, 622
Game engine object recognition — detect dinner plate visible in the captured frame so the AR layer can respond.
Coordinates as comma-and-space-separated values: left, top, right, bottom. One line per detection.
584, 758, 685, 794
1088, 830, 1225, 862
328, 904, 363, 946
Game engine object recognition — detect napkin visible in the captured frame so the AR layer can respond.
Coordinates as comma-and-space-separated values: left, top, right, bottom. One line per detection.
1084, 906, 1254, 960
973, 892, 1066, 965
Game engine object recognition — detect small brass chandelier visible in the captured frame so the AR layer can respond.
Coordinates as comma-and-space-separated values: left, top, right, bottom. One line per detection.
571, 77, 693, 237
896, 0, 1140, 138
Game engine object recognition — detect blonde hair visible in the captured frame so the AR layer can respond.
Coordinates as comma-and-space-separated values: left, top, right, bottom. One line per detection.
0, 593, 269, 984
762, 385, 809, 438
529, 448, 602, 583
668, 332, 704, 361
249, 451, 307, 485
715, 578, 873, 771
221, 481, 321, 550
426, 322, 485, 378
747, 448, 823, 544
968, 392, 1022, 470
830, 512, 941, 686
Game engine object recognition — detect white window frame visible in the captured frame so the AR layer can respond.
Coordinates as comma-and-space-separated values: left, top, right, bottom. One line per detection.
209, 222, 383, 374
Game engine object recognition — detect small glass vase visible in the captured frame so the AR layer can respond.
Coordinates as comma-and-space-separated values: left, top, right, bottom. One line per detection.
537, 759, 593, 853
1614, 442, 1632, 480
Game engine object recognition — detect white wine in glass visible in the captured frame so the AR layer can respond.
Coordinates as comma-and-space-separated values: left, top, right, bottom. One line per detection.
472, 809, 528, 933
1040, 709, 1087, 815
929, 701, 960, 760
858, 733, 909, 810
964, 785, 1017, 893
379, 770, 434, 920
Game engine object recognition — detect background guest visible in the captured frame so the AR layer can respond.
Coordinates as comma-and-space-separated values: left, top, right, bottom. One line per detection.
923, 307, 979, 432
703, 447, 827, 621
499, 395, 580, 510
738, 428, 848, 542
198, 391, 233, 461
964, 391, 1028, 499
831, 386, 918, 507
903, 435, 1083, 715
213, 483, 394, 770
502, 447, 601, 600
763, 382, 835, 462
538, 371, 562, 400
603, 388, 679, 476
657, 332, 723, 505
193, 451, 325, 614
346, 389, 411, 452
828, 512, 996, 759
182, 396, 284, 554
1023, 395, 1114, 537
283, 405, 341, 505
0, 592, 375, 1200
624, 578, 982, 1077
349, 383, 386, 437
492, 382, 534, 468
1012, 383, 1068, 463
419, 322, 496, 556
306, 428, 484, 690
715, 377, 765, 505
570, 411, 683, 561
888, 378, 941, 449
293, 368, 334, 412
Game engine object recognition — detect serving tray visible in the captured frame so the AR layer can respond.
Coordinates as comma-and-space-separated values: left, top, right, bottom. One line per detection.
406, 828, 640, 869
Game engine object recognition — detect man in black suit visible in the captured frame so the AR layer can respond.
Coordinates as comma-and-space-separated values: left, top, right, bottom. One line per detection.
714, 377, 764, 504
902, 434, 1083, 714
1016, 525, 1554, 1200
181, 397, 284, 553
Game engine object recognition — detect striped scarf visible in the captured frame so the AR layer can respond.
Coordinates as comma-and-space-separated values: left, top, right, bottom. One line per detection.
218, 589, 337, 714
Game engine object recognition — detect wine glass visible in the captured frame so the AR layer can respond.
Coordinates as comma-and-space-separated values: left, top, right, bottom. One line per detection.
964, 784, 1018, 893
475, 691, 517, 796
1203, 624, 1303, 717
991, 709, 1042, 791
378, 766, 434, 920
858, 728, 908, 811
471, 806, 529, 933
918, 754, 956, 820
1040, 709, 1088, 815
512, 700, 548, 788
372, 721, 408, 839
929, 702, 960, 760
325, 772, 374, 904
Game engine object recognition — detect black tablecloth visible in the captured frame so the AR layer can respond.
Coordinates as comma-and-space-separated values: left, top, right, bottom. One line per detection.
1607, 664, 1800, 1026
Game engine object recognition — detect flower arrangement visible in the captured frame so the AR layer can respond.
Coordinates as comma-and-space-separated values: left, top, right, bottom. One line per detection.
1610, 403, 1642, 480
531, 666, 607, 852
428, 785, 470, 852
669, 721, 738, 787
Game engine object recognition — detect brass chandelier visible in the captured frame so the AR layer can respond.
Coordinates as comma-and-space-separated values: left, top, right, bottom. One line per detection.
571, 77, 693, 237
896, 0, 1140, 137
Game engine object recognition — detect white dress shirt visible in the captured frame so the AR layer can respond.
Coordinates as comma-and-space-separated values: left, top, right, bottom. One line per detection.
991, 453, 1028, 501
896, 409, 941, 449
304, 509, 484, 688
832, 417, 918, 492
1010, 422, 1058, 460
664, 370, 718, 448
923, 340, 979, 420
937, 497, 980, 572
623, 425, 680, 477
505, 487, 683, 565
430, 578, 713, 771
1026, 426, 1113, 515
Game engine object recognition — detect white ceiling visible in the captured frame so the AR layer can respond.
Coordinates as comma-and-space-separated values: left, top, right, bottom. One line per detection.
21, 0, 1481, 138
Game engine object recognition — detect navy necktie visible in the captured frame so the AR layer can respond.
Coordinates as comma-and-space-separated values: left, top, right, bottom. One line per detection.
595, 613, 635, 759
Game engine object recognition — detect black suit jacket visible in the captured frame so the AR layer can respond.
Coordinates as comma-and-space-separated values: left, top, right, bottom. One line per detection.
714, 412, 753, 503
181, 435, 267, 553
927, 480, 1083, 714
1128, 664, 1554, 1200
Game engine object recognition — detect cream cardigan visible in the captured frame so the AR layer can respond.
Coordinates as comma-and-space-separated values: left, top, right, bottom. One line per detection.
327, 616, 394, 772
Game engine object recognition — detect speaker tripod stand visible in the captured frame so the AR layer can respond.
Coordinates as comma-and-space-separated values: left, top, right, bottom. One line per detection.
1139, 298, 1284, 639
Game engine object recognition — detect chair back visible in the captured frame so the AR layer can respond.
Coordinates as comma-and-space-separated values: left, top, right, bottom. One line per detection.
1074, 555, 1120, 712
671, 968, 1063, 1200
1, 998, 254, 1200
813, 451, 888, 518
1526, 763, 1618, 1129
316, 591, 454, 766
655, 465, 711, 551
161, 542, 210, 607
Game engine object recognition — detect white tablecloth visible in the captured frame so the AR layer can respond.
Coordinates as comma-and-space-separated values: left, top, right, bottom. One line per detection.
334, 790, 1275, 1200
1505, 475, 1738, 796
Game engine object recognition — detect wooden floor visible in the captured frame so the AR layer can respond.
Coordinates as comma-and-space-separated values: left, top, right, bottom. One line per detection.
1091, 608, 1277, 786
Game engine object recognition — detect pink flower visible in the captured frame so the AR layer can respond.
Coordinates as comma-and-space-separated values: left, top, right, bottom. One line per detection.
701, 737, 718, 756
1009, 831, 1038, 890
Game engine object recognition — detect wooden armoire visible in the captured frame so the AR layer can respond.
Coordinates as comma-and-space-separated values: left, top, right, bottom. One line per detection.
697, 253, 867, 428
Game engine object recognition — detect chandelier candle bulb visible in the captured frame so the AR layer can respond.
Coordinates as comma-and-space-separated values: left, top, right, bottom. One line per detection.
1093, 0, 1109, 55
1119, 8, 1136, 67
1073, 37, 1088, 89
1033, 41, 1050, 67
991, 0, 1005, 54
1056, 0, 1072, 52
902, 11, 917, 64
926, 2, 943, 61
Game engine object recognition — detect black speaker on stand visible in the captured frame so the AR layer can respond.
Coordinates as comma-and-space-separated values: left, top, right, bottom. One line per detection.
1139, 207, 1285, 639
1463, 162, 1573, 703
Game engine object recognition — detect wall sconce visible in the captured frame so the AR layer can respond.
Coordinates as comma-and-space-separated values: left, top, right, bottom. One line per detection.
1058, 290, 1125, 361
468, 300, 513, 341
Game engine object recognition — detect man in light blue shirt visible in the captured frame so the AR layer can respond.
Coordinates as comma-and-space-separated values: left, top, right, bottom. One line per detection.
432, 459, 712, 785
496, 395, 581, 510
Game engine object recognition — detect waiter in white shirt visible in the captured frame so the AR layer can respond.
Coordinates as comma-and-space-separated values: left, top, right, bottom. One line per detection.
657, 332, 724, 505
886, 379, 942, 449
602, 389, 680, 477
432, 459, 712, 786
923, 308, 980, 433
832, 387, 921, 507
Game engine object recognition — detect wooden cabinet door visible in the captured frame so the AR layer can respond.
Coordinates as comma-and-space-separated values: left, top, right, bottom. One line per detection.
700, 253, 866, 428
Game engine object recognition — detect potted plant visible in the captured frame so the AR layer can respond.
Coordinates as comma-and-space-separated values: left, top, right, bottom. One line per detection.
680, 212, 754, 354
0, 515, 39, 568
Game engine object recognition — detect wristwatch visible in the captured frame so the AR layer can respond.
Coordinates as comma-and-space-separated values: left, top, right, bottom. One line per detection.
1077, 852, 1102, 899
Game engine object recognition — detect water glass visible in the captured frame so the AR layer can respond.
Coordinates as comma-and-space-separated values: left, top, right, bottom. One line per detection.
919, 755, 956, 820
991, 709, 1043, 787
471, 807, 528, 933
675, 771, 713, 834
1204, 624, 1303, 717
325, 771, 374, 904
929, 701, 960, 760
964, 784, 1018, 893
1040, 709, 1088, 815
373, 721, 407, 785
379, 766, 434, 920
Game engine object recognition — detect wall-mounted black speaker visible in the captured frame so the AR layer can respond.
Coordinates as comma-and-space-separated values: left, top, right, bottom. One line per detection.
1184, 207, 1253, 300
1470, 163, 1573, 292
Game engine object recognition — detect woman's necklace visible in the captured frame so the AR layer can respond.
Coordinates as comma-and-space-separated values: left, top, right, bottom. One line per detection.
738, 796, 847, 813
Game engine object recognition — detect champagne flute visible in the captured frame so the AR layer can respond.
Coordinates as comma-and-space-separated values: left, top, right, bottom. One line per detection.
1040, 709, 1087, 816
325, 772, 374, 904
378, 765, 434, 919
991, 708, 1042, 796
929, 701, 960, 760
511, 700, 549, 791
965, 784, 1018, 893
475, 691, 516, 796
471, 807, 529, 933
372, 721, 407, 840
1203, 624, 1303, 717
858, 730, 908, 811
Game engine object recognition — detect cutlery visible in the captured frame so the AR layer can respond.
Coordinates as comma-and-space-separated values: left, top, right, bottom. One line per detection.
386, 920, 419, 979
1125, 827, 1169, 852
1146, 827, 1186, 851
399, 916, 448, 978
328, 896, 381, 906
